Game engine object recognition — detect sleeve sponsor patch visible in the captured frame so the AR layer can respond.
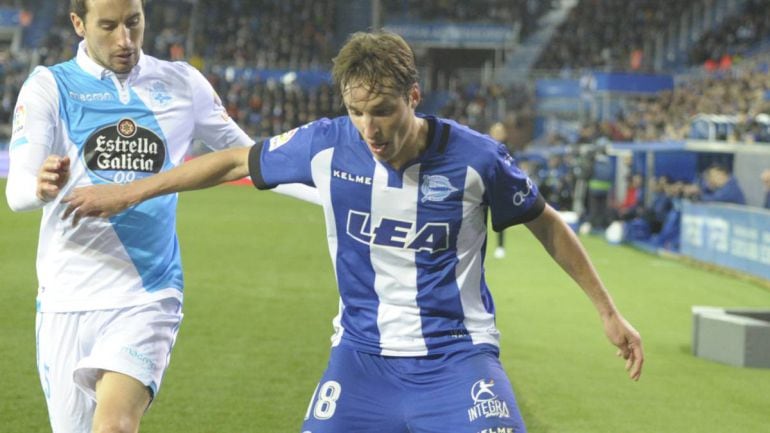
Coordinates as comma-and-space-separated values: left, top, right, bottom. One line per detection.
268, 127, 298, 151
12, 104, 25, 136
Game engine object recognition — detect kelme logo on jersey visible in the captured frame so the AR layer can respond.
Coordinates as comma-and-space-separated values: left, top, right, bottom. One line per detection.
468, 379, 510, 422
421, 174, 458, 203
347, 210, 449, 253
82, 118, 166, 183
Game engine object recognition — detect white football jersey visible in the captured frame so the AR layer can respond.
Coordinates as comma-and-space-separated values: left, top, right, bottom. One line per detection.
6, 42, 251, 312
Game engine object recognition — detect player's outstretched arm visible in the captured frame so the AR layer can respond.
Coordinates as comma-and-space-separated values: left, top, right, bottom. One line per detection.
62, 146, 251, 225
524, 204, 644, 381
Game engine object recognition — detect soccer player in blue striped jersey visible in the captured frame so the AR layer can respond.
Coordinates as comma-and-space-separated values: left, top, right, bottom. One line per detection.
63, 31, 644, 433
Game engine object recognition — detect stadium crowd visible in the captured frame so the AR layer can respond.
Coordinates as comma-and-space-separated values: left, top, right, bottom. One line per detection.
3, 0, 770, 248
689, 0, 770, 68
534, 0, 689, 72
383, 0, 555, 37
193, 0, 336, 70
575, 64, 770, 144
207, 74, 344, 140
4, 0, 769, 147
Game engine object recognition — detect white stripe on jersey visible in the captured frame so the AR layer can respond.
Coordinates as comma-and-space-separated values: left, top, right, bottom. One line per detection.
312, 148, 346, 346
457, 167, 499, 346
371, 162, 428, 356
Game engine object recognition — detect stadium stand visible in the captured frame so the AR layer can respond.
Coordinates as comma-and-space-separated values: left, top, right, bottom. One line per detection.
382, 0, 555, 37
2, 0, 770, 254
533, 0, 688, 72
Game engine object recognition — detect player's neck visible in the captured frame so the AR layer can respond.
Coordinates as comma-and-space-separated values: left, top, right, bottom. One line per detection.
389, 116, 428, 171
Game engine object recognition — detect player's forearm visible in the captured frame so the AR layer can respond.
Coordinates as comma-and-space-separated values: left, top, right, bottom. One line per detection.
125, 147, 250, 203
526, 207, 618, 318
5, 169, 46, 212
553, 227, 618, 319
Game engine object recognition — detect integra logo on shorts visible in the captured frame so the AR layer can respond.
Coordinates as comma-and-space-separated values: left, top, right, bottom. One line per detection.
467, 379, 510, 422
83, 118, 166, 182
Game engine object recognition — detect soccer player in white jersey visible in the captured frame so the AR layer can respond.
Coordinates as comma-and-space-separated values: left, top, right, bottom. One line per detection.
3, 0, 315, 431
63, 31, 644, 432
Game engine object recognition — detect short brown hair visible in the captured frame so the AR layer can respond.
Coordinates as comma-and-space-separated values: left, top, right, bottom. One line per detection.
332, 31, 418, 100
70, 0, 145, 19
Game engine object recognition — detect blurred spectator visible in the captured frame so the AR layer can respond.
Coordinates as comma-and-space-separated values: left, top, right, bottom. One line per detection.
651, 180, 689, 251
538, 154, 574, 210
688, 164, 747, 205
761, 169, 770, 209
585, 146, 613, 230
614, 173, 644, 221
642, 175, 673, 233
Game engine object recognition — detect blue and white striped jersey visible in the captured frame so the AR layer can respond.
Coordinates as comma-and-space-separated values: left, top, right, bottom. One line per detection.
6, 42, 252, 312
249, 116, 545, 357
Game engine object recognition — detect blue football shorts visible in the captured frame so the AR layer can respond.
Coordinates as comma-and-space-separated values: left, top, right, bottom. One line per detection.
300, 344, 526, 433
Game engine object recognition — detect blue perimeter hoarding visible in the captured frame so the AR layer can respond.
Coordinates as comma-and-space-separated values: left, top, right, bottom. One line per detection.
681, 201, 770, 281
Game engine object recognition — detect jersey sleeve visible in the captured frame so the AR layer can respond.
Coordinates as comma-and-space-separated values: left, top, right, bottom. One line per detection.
487, 143, 545, 231
187, 64, 252, 150
5, 67, 59, 212
248, 118, 335, 189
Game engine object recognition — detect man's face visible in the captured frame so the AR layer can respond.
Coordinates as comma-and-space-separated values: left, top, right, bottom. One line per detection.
342, 81, 419, 165
71, 0, 144, 74
706, 168, 728, 189
761, 170, 770, 189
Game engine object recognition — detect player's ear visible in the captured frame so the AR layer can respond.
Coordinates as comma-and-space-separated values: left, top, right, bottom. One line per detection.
408, 84, 421, 109
71, 12, 86, 38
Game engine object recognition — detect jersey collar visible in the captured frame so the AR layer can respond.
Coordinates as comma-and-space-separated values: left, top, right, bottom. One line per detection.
75, 40, 145, 81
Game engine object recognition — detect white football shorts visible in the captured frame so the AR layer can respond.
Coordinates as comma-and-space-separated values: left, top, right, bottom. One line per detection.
35, 297, 183, 433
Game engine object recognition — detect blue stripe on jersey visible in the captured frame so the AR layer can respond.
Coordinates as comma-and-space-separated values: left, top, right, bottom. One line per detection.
50, 61, 183, 293
328, 132, 382, 352
10, 137, 28, 150
413, 122, 471, 352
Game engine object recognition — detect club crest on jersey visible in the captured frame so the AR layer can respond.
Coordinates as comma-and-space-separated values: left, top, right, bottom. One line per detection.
468, 379, 510, 422
118, 118, 137, 137
421, 174, 458, 203
149, 81, 172, 107
82, 118, 166, 184
347, 210, 449, 253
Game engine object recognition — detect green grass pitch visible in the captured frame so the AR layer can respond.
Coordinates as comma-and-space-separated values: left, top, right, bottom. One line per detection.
2, 180, 769, 432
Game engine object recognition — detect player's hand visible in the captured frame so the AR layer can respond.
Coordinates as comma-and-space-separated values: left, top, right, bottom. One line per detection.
37, 155, 70, 202
61, 184, 133, 226
603, 312, 644, 381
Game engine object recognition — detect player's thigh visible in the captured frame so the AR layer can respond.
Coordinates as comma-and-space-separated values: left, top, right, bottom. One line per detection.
36, 311, 94, 433
300, 346, 408, 433
407, 351, 526, 433
73, 298, 183, 402
92, 370, 151, 433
